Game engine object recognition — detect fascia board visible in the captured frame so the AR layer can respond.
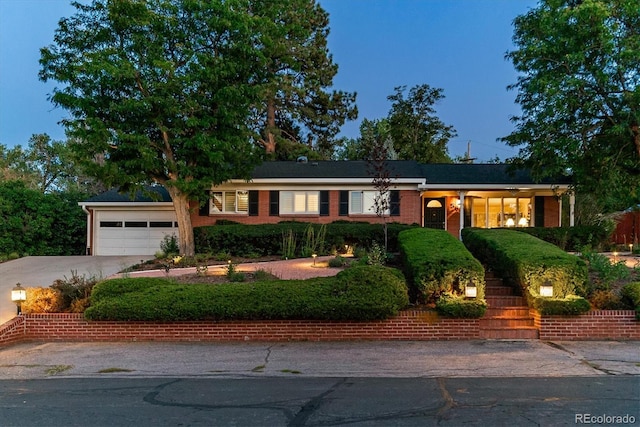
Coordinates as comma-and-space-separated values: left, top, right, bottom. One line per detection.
417, 184, 569, 191
226, 178, 426, 185
78, 202, 174, 208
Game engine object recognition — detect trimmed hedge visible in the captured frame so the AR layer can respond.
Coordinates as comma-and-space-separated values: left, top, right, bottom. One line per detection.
462, 228, 589, 310
85, 265, 409, 321
531, 295, 591, 316
194, 221, 416, 257
509, 226, 611, 251
398, 228, 485, 304
435, 294, 487, 318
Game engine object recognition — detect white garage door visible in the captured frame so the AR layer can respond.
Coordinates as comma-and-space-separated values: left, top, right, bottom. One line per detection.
95, 210, 179, 255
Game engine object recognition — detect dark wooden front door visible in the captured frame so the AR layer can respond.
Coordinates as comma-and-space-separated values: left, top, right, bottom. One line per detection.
424, 198, 445, 229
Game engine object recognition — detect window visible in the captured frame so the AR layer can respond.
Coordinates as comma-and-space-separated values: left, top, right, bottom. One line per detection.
279, 191, 319, 214
210, 191, 249, 214
350, 191, 388, 215
474, 197, 531, 228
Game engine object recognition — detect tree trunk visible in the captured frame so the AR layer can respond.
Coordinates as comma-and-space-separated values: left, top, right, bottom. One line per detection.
264, 98, 277, 154
165, 186, 195, 257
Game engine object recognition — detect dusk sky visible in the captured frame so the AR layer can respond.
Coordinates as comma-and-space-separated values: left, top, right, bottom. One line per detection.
0, 0, 538, 162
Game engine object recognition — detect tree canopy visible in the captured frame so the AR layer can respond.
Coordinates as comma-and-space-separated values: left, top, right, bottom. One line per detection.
504, 0, 640, 211
251, 0, 357, 160
40, 0, 264, 255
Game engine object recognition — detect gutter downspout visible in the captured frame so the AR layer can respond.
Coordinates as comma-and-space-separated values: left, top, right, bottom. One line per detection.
80, 204, 92, 256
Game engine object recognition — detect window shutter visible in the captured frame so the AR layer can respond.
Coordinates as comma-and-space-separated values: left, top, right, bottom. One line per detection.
269, 191, 279, 216
248, 191, 259, 216
339, 191, 349, 216
320, 191, 329, 216
199, 191, 210, 216
390, 190, 400, 216
534, 196, 545, 227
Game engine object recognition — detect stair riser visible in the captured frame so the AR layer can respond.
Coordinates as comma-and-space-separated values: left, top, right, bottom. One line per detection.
485, 286, 514, 296
480, 319, 535, 328
479, 329, 540, 339
485, 309, 531, 319
486, 296, 526, 307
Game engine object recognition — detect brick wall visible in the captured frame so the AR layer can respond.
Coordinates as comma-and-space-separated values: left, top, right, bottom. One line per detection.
532, 310, 640, 340
2, 310, 638, 346
543, 196, 560, 227
1, 311, 479, 345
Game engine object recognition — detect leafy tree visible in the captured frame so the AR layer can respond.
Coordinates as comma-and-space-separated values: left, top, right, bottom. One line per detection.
250, 0, 357, 159
387, 84, 456, 163
336, 119, 396, 161
23, 134, 75, 193
0, 181, 86, 256
40, 0, 264, 256
504, 0, 640, 211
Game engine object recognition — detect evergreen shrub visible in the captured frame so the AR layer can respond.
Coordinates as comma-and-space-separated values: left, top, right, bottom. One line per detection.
84, 265, 409, 321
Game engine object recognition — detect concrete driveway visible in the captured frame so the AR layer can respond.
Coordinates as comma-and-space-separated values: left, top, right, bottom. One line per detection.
0, 256, 149, 325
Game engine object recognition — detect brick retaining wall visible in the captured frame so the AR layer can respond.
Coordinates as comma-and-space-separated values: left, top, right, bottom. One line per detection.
1, 310, 638, 346
532, 310, 640, 340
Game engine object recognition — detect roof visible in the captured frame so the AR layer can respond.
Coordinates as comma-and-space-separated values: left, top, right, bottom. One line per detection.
419, 164, 572, 185
83, 185, 172, 203
250, 160, 425, 179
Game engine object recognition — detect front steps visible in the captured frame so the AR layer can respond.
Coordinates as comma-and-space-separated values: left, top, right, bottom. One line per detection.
479, 274, 539, 339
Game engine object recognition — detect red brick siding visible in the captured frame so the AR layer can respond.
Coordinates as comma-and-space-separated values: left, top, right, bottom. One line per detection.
532, 310, 640, 340
542, 196, 560, 227
191, 190, 421, 228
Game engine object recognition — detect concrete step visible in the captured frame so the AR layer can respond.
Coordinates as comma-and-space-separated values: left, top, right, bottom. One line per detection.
486, 296, 526, 307
479, 327, 540, 340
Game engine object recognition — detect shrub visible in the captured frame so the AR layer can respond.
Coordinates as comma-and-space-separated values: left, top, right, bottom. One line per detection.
511, 226, 610, 251
85, 265, 409, 321
435, 294, 487, 318
328, 256, 346, 268
580, 249, 630, 290
462, 228, 588, 304
21, 287, 64, 314
531, 295, 591, 315
399, 228, 485, 304
621, 282, 640, 320
160, 234, 179, 256
50, 271, 99, 312
589, 290, 626, 310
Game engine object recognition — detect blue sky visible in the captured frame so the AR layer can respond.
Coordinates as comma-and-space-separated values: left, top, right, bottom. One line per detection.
0, 0, 538, 162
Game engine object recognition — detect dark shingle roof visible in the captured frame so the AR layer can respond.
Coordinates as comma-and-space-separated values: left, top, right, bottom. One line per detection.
250, 160, 425, 179
84, 185, 172, 203
420, 164, 571, 185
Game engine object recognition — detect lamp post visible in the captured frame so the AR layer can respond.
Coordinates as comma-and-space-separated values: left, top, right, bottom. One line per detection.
312, 253, 317, 266
11, 283, 26, 315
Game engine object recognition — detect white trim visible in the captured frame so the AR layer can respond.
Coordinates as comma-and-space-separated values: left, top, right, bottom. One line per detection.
418, 184, 569, 191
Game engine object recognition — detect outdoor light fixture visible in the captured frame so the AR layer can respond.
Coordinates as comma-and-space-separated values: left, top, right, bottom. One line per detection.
613, 251, 618, 263
11, 283, 26, 315
312, 253, 317, 266
629, 244, 634, 253
539, 281, 553, 297
449, 199, 460, 213
465, 281, 477, 298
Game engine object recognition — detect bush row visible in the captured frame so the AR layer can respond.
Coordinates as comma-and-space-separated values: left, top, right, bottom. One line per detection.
462, 228, 589, 309
398, 228, 485, 305
509, 226, 611, 251
194, 221, 416, 258
85, 265, 410, 321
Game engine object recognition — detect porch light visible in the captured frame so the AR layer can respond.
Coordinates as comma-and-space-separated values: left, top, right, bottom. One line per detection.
11, 283, 26, 315
539, 281, 553, 297
449, 199, 460, 213
312, 253, 317, 266
465, 281, 477, 298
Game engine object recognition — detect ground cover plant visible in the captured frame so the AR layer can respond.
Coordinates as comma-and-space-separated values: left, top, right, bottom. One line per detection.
84, 265, 409, 321
462, 228, 590, 315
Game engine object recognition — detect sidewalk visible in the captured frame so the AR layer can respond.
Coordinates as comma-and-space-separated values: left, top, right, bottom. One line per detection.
0, 340, 638, 380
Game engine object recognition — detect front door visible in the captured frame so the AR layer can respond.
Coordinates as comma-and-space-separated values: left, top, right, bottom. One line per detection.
424, 198, 445, 229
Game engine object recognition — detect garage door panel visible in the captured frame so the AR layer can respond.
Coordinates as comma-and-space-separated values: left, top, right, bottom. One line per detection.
95, 210, 177, 256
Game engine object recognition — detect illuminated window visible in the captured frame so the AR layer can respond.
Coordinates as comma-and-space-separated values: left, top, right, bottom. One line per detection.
473, 197, 531, 228
280, 191, 319, 214
210, 191, 249, 214
350, 191, 387, 214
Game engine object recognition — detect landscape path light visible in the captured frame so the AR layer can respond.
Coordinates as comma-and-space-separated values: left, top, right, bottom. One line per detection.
11, 283, 26, 315
464, 280, 477, 298
539, 281, 554, 297
312, 253, 317, 266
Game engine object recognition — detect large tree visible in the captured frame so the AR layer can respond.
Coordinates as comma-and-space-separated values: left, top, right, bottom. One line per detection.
503, 0, 640, 211
387, 84, 456, 163
40, 0, 264, 256
250, 0, 357, 159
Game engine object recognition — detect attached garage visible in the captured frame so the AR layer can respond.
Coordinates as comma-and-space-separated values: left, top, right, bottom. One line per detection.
79, 187, 178, 256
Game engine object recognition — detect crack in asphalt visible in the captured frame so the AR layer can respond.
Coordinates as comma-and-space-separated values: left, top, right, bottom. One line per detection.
288, 377, 347, 426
